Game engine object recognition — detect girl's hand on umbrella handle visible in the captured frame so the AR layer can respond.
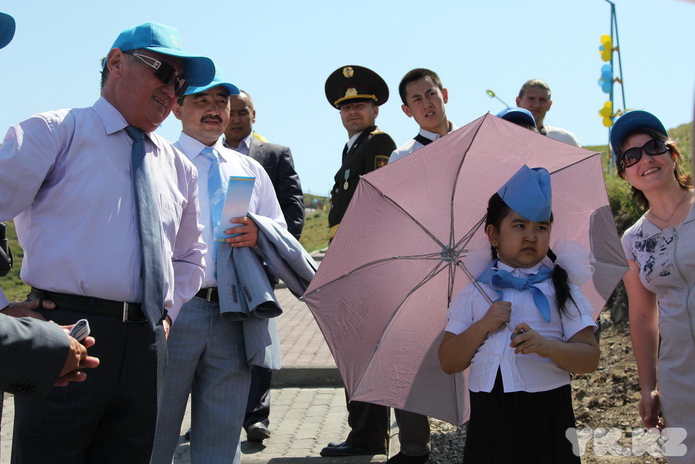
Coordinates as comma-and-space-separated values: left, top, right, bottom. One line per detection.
481, 301, 511, 333
509, 323, 550, 357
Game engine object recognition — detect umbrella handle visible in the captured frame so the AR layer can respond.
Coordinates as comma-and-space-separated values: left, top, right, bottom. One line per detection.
507, 323, 524, 340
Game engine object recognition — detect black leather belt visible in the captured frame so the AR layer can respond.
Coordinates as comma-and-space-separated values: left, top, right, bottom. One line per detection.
30, 288, 146, 322
195, 287, 219, 303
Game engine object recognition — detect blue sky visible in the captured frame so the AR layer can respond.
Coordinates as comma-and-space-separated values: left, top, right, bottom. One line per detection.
1, 0, 693, 195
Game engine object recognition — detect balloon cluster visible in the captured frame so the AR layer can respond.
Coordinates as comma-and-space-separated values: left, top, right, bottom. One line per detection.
599, 101, 613, 128
598, 64, 613, 94
599, 34, 613, 62
597, 34, 618, 127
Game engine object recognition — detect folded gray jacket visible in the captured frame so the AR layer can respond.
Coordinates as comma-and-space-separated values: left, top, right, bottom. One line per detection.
216, 213, 317, 369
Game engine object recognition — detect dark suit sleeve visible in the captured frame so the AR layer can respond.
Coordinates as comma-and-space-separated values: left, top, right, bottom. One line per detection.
362, 132, 396, 175
0, 314, 69, 397
275, 146, 305, 240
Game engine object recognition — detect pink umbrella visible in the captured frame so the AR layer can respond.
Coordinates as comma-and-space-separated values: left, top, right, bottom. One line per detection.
302, 113, 628, 426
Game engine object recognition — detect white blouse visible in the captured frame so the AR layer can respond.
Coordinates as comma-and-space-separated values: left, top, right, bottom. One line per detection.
445, 261, 596, 393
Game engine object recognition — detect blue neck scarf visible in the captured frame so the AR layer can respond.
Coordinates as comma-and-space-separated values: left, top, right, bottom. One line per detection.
477, 261, 554, 322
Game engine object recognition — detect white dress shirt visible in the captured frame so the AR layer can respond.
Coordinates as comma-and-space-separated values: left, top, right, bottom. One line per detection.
543, 125, 581, 147
228, 132, 253, 156
389, 123, 458, 164
0, 97, 206, 322
175, 133, 286, 289
445, 261, 596, 393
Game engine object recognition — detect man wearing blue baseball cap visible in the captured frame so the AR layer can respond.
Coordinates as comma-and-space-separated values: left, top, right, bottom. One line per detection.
496, 107, 538, 131
150, 67, 286, 464
0, 22, 211, 463
0, 11, 15, 49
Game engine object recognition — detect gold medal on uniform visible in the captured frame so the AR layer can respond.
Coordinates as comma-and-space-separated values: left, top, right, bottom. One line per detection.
343, 169, 350, 190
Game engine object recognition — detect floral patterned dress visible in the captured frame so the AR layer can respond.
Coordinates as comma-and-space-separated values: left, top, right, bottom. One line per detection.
622, 204, 695, 463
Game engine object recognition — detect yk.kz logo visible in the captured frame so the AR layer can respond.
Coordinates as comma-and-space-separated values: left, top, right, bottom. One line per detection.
567, 427, 687, 457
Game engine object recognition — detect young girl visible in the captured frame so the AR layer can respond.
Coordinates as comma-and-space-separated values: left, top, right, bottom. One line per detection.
439, 165, 600, 464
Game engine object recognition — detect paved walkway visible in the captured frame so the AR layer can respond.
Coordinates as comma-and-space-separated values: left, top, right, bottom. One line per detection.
1, 250, 398, 463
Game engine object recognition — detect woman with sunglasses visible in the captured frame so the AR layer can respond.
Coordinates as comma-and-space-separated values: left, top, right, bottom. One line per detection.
611, 110, 694, 463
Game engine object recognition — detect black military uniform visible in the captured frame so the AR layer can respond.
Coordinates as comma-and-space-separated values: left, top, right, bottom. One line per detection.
328, 125, 394, 229
325, 65, 396, 241
321, 65, 395, 458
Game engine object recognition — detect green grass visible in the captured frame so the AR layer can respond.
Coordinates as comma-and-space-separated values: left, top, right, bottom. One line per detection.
299, 208, 329, 253
2, 220, 29, 303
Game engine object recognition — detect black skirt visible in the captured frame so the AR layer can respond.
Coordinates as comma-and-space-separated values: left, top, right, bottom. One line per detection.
463, 369, 581, 464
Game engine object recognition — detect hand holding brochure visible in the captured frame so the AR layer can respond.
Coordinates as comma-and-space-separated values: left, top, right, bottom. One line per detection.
215, 176, 255, 241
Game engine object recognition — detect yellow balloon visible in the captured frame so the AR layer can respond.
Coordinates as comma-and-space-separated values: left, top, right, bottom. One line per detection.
601, 34, 611, 44
601, 50, 612, 62
603, 117, 614, 128
604, 101, 613, 110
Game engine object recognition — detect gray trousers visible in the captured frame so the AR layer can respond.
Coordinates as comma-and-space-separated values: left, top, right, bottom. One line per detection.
395, 409, 430, 456
150, 297, 251, 464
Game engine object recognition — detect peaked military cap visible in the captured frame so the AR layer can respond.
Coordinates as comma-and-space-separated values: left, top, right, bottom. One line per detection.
325, 65, 389, 108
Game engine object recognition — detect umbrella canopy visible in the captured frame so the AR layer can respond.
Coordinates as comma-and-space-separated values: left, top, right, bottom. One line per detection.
303, 113, 628, 426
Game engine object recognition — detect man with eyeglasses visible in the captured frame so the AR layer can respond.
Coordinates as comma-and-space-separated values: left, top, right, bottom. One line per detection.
150, 69, 285, 464
0, 22, 212, 463
321, 65, 395, 458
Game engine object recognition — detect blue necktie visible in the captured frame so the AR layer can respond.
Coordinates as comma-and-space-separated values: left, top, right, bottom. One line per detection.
200, 147, 226, 265
125, 125, 164, 328
478, 262, 554, 322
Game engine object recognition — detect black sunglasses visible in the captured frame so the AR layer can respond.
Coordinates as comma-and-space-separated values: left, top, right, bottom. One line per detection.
620, 139, 669, 169
125, 52, 189, 97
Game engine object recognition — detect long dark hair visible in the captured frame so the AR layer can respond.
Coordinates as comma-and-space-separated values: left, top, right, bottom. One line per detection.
485, 193, 576, 315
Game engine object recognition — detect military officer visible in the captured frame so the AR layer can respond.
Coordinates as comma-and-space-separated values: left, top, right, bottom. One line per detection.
325, 65, 396, 241
320, 65, 395, 458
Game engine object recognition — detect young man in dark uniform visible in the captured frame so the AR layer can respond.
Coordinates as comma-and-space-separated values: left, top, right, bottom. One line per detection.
321, 65, 396, 457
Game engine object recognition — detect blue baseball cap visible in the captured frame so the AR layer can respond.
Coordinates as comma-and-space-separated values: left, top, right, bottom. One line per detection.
610, 110, 667, 164
107, 22, 214, 87
498, 165, 552, 222
0, 12, 16, 49
496, 107, 536, 128
183, 65, 239, 97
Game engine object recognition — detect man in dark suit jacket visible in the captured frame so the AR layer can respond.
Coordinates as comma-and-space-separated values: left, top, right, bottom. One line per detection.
224, 90, 305, 442
225, 91, 304, 239
0, 298, 98, 397
321, 65, 396, 458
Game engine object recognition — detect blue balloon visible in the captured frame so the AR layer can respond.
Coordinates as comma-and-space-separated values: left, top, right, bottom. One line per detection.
601, 80, 612, 94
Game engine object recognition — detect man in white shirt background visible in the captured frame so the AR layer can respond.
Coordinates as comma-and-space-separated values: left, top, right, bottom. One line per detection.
386, 67, 458, 464
515, 79, 581, 147
390, 68, 457, 165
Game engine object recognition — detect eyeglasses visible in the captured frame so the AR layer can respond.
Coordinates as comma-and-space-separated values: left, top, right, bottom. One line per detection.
125, 52, 189, 97
620, 139, 669, 169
